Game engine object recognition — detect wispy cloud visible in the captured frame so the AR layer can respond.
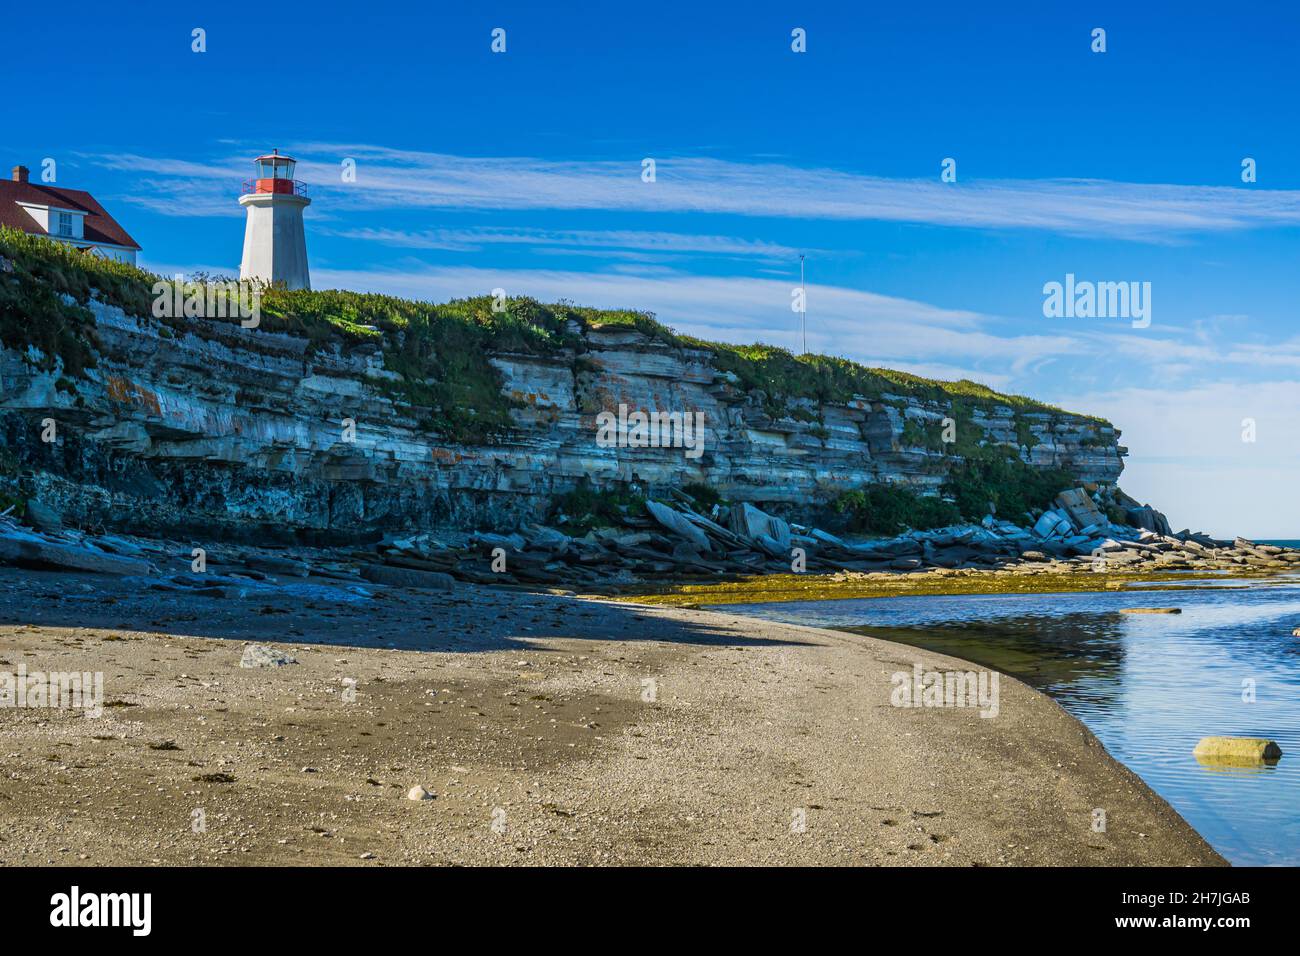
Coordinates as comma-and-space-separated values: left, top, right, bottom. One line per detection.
89, 145, 1300, 241
317, 225, 805, 260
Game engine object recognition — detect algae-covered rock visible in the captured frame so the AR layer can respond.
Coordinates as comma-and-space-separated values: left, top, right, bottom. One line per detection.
1193, 736, 1282, 766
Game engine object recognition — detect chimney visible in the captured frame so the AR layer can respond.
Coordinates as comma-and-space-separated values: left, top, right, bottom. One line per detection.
12, 166, 29, 183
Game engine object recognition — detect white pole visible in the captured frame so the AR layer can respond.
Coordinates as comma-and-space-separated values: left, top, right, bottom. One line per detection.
800, 254, 806, 355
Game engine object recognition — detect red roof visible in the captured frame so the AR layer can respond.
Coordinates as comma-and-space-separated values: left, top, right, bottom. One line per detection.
0, 178, 141, 251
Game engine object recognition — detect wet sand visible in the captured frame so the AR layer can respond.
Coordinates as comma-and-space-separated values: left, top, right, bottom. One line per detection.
0, 566, 1223, 866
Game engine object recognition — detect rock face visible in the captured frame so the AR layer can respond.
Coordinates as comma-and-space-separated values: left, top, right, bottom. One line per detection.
0, 299, 1125, 542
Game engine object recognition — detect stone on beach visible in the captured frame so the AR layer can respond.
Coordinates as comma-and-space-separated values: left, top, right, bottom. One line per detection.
240, 644, 299, 668
1193, 736, 1283, 765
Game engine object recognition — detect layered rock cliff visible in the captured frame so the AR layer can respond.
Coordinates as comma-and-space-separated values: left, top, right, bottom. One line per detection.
0, 297, 1124, 544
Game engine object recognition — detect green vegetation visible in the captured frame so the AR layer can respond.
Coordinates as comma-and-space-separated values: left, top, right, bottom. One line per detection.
549, 480, 647, 534
0, 491, 24, 517
941, 453, 1075, 524
680, 482, 725, 509
833, 485, 961, 535
1, 226, 1107, 447
900, 417, 948, 451
1014, 417, 1038, 450
831, 437, 1078, 533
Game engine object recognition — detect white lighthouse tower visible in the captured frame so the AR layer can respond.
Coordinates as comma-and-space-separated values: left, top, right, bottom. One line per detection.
238, 150, 311, 290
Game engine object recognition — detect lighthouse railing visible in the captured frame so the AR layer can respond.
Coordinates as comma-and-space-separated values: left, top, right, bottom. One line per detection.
241, 179, 309, 197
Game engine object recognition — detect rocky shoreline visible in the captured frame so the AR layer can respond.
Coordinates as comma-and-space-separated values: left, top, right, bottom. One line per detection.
3, 481, 1297, 597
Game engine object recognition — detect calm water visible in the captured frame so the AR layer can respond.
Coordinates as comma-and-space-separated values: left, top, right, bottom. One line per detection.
722, 577, 1300, 866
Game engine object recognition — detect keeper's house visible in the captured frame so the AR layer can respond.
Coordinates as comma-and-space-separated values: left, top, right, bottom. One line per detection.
0, 164, 140, 264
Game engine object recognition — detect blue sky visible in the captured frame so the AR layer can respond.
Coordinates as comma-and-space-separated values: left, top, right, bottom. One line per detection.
5, 1, 1299, 535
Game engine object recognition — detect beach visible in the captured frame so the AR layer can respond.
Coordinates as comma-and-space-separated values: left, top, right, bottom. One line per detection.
0, 566, 1222, 866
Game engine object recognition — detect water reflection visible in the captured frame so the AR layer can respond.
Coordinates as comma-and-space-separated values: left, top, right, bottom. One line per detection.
722, 583, 1300, 866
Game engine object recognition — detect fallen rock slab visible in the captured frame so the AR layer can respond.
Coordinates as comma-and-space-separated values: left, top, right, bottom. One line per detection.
243, 556, 310, 578
361, 563, 456, 591
728, 502, 792, 550
645, 500, 712, 553
0, 529, 156, 576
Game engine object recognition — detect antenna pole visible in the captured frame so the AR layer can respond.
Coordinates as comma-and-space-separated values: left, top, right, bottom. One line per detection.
800, 254, 806, 355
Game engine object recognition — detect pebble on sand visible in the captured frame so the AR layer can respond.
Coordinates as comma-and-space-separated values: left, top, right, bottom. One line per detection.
407, 785, 435, 801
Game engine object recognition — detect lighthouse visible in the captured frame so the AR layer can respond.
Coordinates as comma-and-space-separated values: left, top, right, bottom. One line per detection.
238, 150, 311, 290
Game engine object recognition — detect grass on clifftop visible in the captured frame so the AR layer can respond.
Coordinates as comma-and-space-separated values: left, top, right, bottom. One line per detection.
1, 226, 1106, 444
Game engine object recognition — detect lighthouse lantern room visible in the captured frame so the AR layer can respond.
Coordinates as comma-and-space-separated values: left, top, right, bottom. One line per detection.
239, 149, 311, 290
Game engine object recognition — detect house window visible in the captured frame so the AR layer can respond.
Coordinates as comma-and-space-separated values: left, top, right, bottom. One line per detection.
57, 212, 73, 237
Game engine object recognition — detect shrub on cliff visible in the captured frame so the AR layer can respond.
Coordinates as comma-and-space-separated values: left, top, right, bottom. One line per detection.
550, 481, 647, 533
833, 485, 961, 535
942, 453, 1075, 523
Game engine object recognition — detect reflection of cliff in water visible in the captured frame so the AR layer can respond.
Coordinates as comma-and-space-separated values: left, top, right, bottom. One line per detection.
845, 612, 1128, 701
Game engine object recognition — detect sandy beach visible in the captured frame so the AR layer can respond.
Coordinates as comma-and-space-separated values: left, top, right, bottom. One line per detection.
0, 566, 1222, 866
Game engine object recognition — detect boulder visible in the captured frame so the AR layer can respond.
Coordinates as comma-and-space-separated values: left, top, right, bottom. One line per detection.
1033, 510, 1073, 539
23, 500, 63, 533
1193, 736, 1283, 765
523, 525, 571, 551
594, 529, 652, 549
475, 532, 526, 552
1127, 505, 1172, 536
240, 644, 299, 668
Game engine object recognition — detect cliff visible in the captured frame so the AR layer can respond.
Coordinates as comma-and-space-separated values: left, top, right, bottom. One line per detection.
0, 230, 1125, 543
